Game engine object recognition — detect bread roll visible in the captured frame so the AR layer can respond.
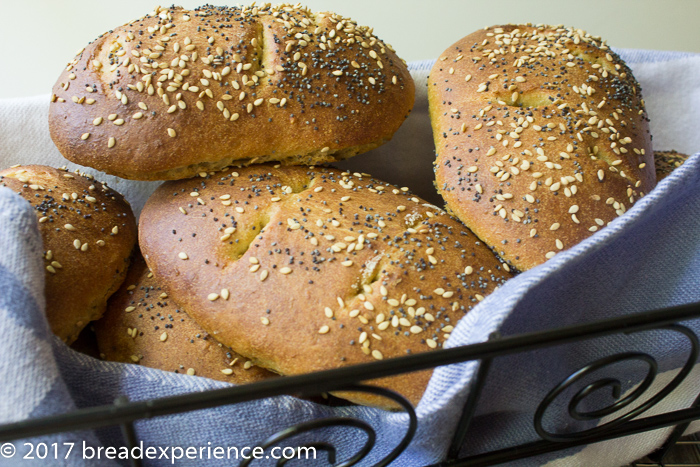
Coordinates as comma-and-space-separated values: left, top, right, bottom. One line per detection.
429, 25, 655, 271
0, 165, 136, 342
138, 165, 513, 408
95, 253, 274, 383
655, 150, 689, 180
49, 4, 415, 181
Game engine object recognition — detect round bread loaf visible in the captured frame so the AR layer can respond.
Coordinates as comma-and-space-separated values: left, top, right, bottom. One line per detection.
655, 150, 689, 180
139, 165, 513, 408
95, 252, 274, 383
49, 4, 415, 181
0, 165, 136, 342
429, 25, 656, 271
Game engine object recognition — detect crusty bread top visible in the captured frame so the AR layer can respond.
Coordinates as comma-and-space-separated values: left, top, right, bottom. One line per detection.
95, 252, 274, 384
655, 150, 689, 180
429, 24, 655, 271
138, 165, 512, 407
48, 4, 415, 181
0, 165, 136, 342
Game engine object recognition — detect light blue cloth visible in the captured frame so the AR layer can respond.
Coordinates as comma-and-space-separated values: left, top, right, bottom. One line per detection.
0, 50, 699, 466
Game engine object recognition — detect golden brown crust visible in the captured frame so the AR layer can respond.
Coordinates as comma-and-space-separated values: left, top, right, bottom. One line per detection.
138, 165, 513, 408
429, 25, 656, 271
48, 4, 415, 181
655, 150, 689, 180
95, 252, 275, 383
0, 165, 137, 343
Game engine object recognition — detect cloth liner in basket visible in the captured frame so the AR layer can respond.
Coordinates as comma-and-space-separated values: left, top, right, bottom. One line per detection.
0, 49, 699, 466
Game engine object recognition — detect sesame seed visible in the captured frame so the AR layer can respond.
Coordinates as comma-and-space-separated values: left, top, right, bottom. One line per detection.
160, 332, 168, 342
221, 368, 234, 375
178, 252, 188, 260
279, 267, 292, 275
359, 332, 368, 344
208, 293, 219, 301
167, 128, 177, 137
318, 325, 330, 334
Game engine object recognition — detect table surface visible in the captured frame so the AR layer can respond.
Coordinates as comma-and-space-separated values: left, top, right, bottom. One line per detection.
1, 0, 699, 99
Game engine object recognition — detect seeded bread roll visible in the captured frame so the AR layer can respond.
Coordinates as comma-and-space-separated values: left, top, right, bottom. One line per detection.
655, 150, 689, 180
0, 165, 136, 343
138, 165, 513, 408
95, 253, 275, 383
429, 25, 656, 271
49, 4, 415, 181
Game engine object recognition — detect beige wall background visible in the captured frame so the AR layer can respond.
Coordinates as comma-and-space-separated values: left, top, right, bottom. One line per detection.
0, 0, 698, 99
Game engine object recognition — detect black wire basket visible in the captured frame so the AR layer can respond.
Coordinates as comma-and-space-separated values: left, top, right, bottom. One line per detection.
1, 301, 699, 466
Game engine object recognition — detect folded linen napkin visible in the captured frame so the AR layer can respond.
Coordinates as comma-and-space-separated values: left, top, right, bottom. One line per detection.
0, 50, 699, 466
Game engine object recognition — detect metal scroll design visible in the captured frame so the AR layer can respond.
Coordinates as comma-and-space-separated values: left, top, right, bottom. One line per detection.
534, 324, 699, 442
240, 384, 418, 467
